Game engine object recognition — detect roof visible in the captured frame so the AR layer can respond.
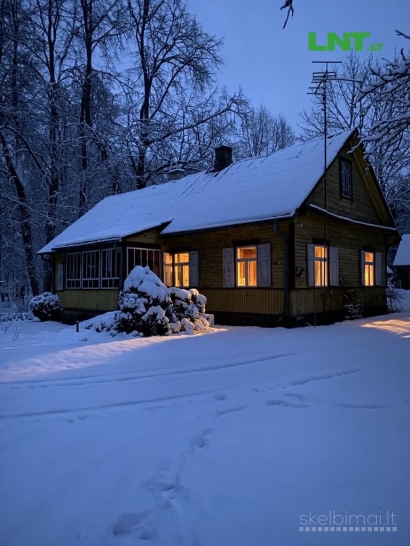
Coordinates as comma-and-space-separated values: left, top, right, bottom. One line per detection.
39, 129, 356, 254
393, 234, 410, 266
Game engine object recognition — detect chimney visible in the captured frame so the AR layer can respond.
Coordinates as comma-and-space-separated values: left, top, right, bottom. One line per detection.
214, 145, 233, 172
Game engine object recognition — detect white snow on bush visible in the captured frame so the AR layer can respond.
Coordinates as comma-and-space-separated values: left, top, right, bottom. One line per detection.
124, 266, 170, 304
29, 292, 62, 322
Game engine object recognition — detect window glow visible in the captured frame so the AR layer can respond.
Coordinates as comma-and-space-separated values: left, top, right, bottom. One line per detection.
236, 246, 257, 287
364, 252, 375, 286
314, 245, 328, 287
174, 253, 190, 287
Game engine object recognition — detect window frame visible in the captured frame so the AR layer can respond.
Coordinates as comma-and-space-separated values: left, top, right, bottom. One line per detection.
363, 250, 375, 287
236, 245, 258, 288
340, 157, 353, 200
126, 247, 161, 278
101, 248, 121, 289
174, 252, 190, 288
66, 252, 82, 289
82, 250, 100, 289
313, 245, 328, 287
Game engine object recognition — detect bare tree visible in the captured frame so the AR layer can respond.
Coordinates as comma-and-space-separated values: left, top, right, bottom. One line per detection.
235, 106, 295, 158
126, 0, 246, 188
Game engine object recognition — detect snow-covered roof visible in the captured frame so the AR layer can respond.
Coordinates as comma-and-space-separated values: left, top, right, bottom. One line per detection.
393, 234, 410, 266
387, 265, 393, 275
39, 129, 355, 254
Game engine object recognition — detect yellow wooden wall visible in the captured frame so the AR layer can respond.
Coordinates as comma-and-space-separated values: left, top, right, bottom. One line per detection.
307, 138, 391, 226
162, 221, 288, 289
294, 209, 387, 290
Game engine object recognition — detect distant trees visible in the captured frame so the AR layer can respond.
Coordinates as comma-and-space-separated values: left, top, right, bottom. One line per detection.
235, 106, 295, 158
0, 0, 295, 295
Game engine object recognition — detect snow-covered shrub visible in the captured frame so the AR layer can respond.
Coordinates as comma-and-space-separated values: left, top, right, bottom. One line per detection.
83, 311, 117, 333
116, 266, 172, 336
169, 287, 213, 333
0, 312, 33, 322
387, 282, 404, 313
29, 292, 62, 322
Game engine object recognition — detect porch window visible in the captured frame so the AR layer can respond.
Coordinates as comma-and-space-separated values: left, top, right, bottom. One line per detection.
82, 250, 100, 288
236, 246, 257, 287
127, 247, 160, 276
363, 251, 375, 286
66, 252, 81, 289
340, 158, 352, 199
314, 245, 328, 287
101, 249, 121, 288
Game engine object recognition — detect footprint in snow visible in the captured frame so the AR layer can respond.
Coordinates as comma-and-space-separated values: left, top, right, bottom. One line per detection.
214, 393, 226, 401
216, 405, 248, 417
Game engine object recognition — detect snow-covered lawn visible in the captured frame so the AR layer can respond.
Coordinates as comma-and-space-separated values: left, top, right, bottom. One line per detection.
1, 294, 410, 545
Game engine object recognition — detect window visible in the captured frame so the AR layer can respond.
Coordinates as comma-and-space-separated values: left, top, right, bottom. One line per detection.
340, 158, 352, 199
314, 245, 328, 287
127, 247, 160, 276
236, 246, 257, 287
363, 251, 375, 286
101, 249, 121, 288
163, 251, 199, 287
174, 253, 190, 287
66, 253, 81, 288
307, 244, 339, 287
82, 250, 100, 288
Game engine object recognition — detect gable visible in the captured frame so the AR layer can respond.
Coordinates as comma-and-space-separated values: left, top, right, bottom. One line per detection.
305, 134, 396, 228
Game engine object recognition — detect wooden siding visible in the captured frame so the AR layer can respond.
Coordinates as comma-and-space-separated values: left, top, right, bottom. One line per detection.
201, 288, 284, 315
294, 209, 387, 290
54, 251, 118, 310
307, 139, 390, 226
56, 289, 118, 311
290, 287, 386, 316
162, 221, 288, 289
124, 227, 163, 245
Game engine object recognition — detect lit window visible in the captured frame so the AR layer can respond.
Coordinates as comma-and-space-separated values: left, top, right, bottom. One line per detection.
314, 245, 328, 287
340, 159, 352, 199
101, 249, 121, 288
82, 250, 100, 288
66, 253, 81, 289
236, 246, 257, 287
364, 251, 375, 286
174, 253, 190, 287
127, 247, 160, 277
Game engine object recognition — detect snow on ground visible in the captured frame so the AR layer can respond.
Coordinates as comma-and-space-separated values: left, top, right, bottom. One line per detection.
1, 293, 410, 545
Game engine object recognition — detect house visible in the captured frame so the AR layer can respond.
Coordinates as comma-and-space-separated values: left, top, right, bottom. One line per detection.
393, 234, 410, 289
38, 129, 400, 325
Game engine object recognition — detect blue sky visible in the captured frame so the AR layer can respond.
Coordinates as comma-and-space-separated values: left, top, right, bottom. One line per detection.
188, 0, 409, 132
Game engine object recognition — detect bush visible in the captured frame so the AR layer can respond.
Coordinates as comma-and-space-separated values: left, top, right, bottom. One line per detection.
343, 289, 363, 320
29, 292, 63, 322
116, 266, 172, 336
387, 282, 404, 313
114, 266, 214, 336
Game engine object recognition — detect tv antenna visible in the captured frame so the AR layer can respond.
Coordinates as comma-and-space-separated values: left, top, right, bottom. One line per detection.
307, 60, 364, 319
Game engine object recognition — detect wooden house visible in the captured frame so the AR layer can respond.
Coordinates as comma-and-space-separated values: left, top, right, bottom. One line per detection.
38, 129, 400, 325
393, 234, 410, 289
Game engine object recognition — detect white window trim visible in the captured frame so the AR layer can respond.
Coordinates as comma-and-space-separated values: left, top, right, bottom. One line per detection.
126, 247, 161, 277
236, 246, 258, 288
66, 252, 81, 289
101, 248, 120, 289
82, 250, 100, 289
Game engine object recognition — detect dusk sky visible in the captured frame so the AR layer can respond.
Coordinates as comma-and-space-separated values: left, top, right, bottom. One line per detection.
188, 0, 409, 132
